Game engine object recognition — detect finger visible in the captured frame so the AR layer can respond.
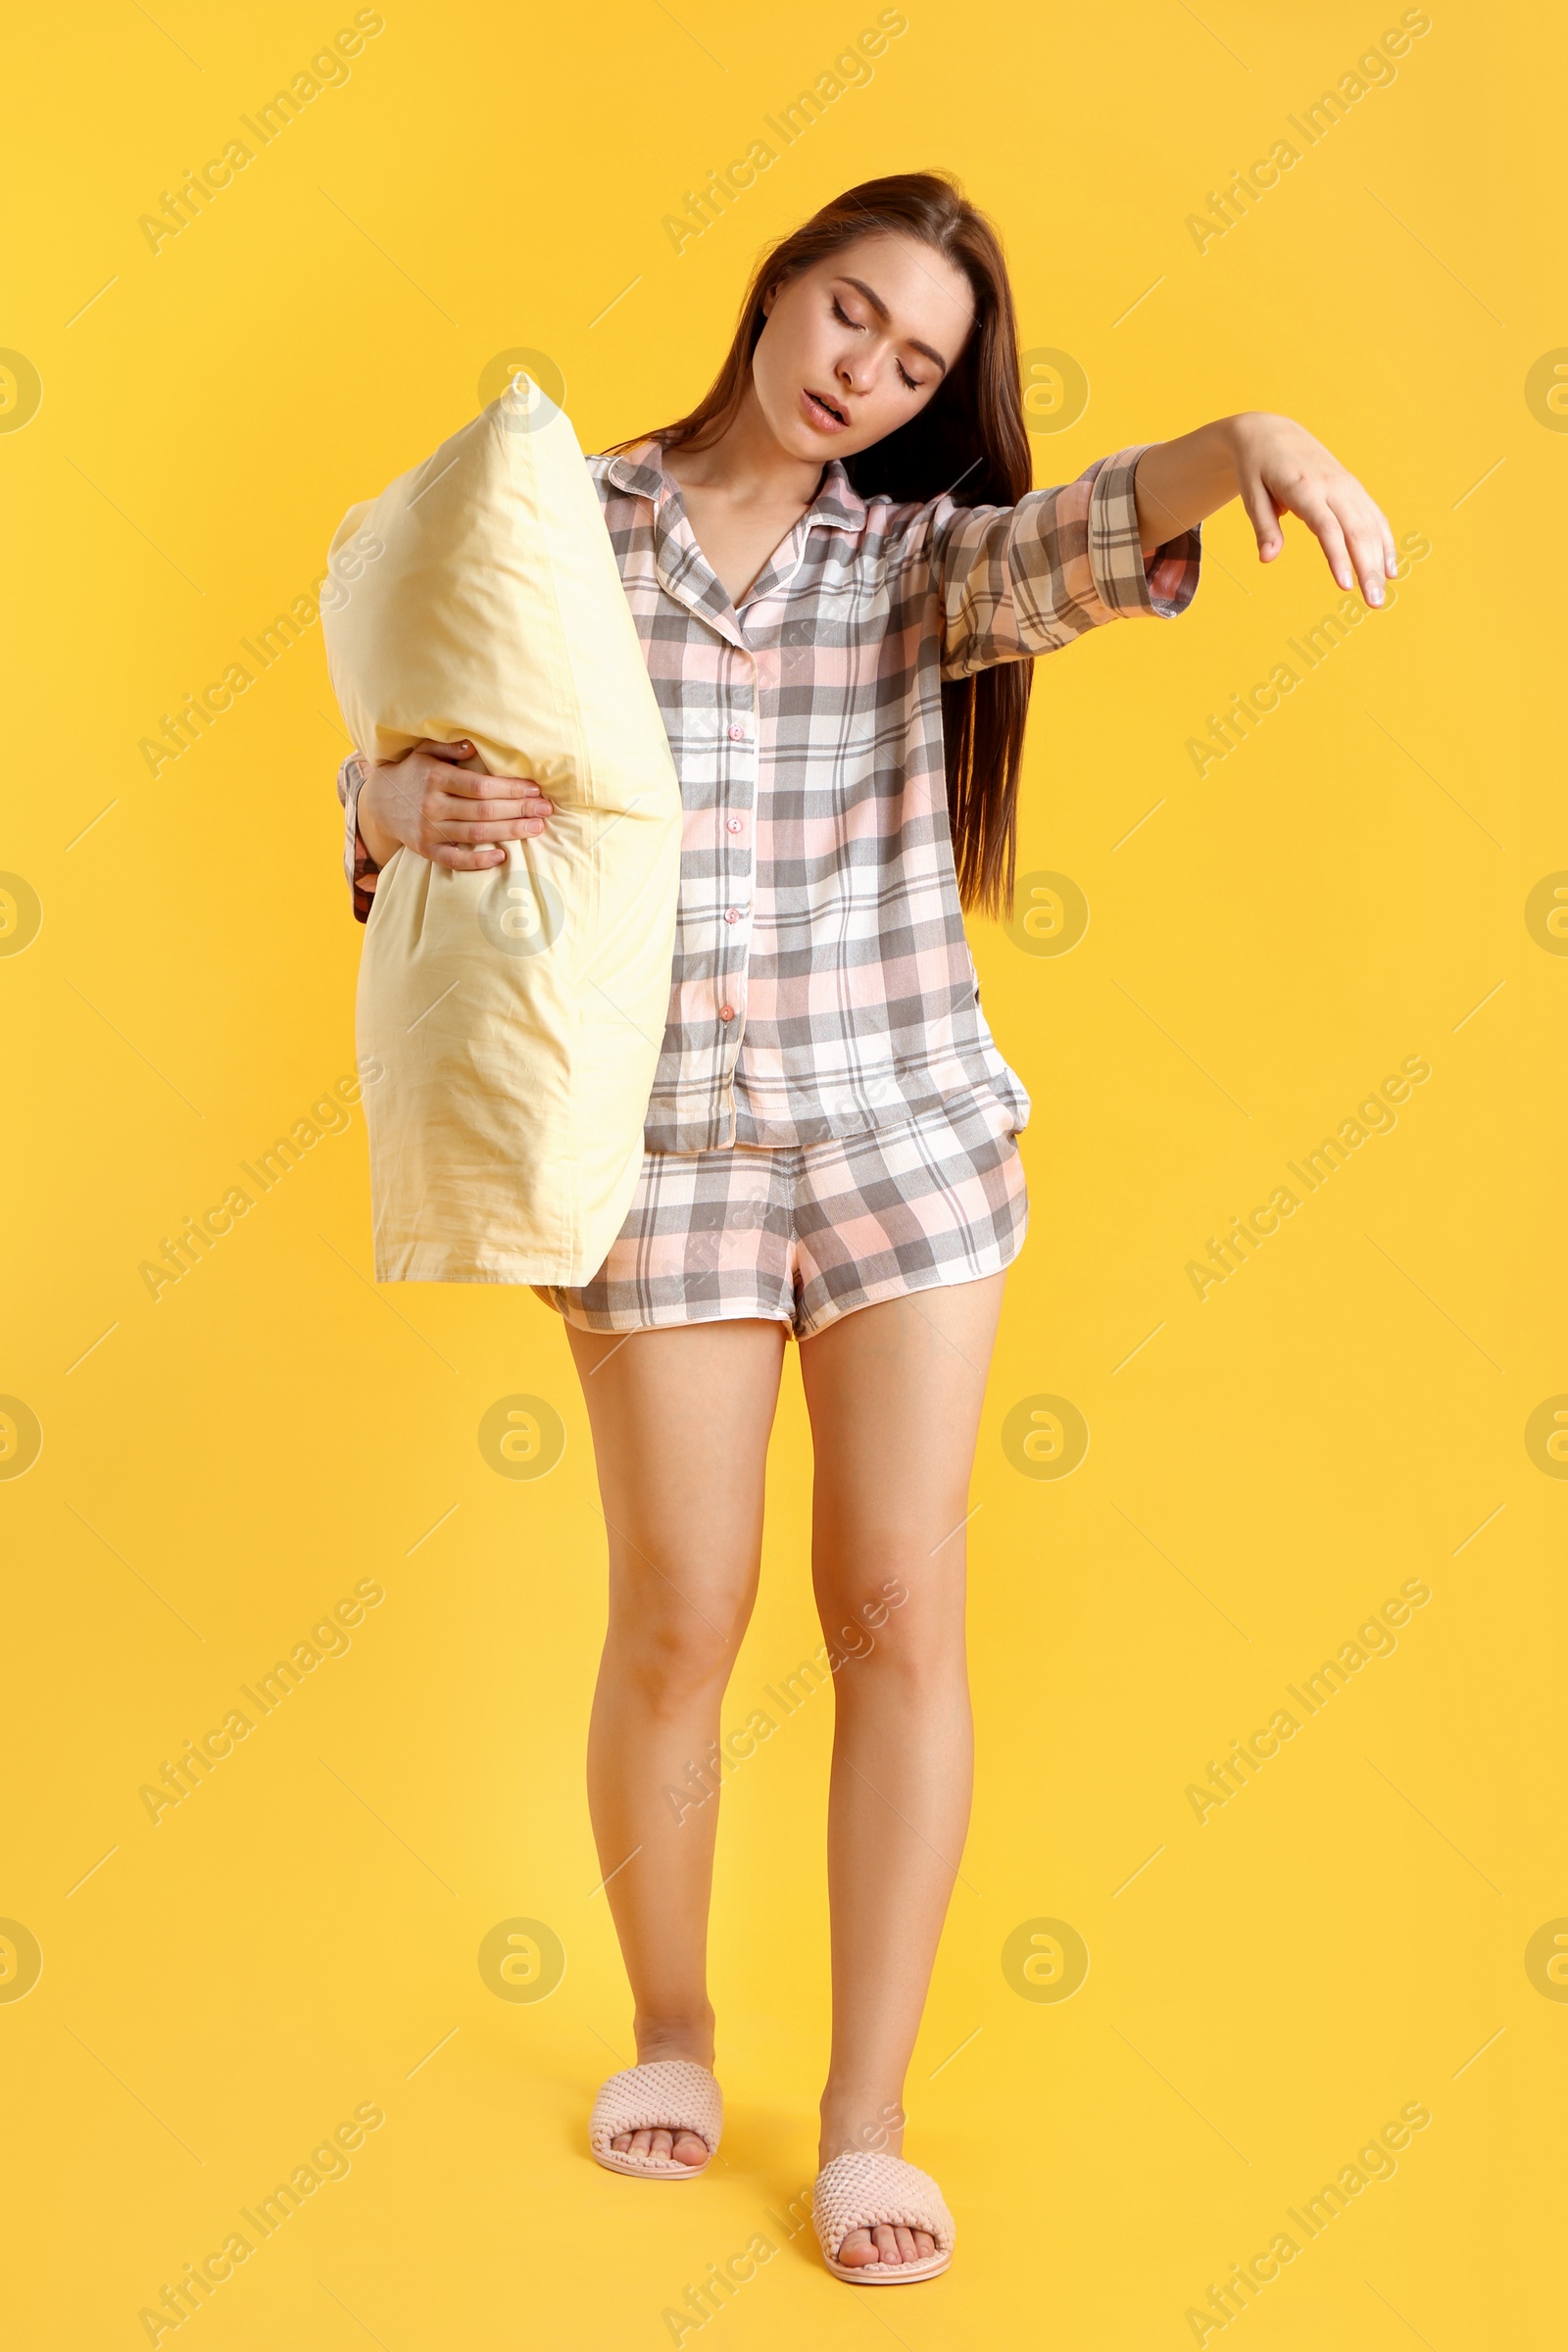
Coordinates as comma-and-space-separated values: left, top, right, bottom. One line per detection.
1237, 471, 1285, 562
432, 789, 550, 823
441, 765, 541, 800
1376, 504, 1398, 577
893, 2226, 919, 2262
1294, 494, 1354, 594
429, 843, 510, 869
1318, 481, 1397, 582
1325, 490, 1389, 606
417, 737, 479, 764
433, 814, 548, 847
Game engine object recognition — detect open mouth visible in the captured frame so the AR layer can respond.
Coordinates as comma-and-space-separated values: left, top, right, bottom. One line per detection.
803, 386, 850, 430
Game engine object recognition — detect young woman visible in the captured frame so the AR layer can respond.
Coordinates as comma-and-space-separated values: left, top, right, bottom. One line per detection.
337, 173, 1394, 2283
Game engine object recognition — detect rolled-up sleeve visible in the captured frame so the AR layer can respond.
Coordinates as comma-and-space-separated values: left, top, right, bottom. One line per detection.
335, 752, 378, 925
933, 444, 1202, 680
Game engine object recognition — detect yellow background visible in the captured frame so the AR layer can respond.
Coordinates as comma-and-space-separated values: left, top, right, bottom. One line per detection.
3, 2, 1561, 2343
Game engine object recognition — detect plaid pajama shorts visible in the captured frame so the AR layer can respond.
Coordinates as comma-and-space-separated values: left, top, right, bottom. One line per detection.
531, 1082, 1028, 1342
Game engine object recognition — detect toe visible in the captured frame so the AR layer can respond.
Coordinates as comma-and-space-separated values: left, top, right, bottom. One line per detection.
832, 2220, 943, 2271
609, 2122, 710, 2167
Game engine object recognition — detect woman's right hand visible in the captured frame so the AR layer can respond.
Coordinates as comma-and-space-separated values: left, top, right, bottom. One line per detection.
356, 739, 554, 872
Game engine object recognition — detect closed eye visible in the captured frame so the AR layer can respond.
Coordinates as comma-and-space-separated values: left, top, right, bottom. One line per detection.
831, 295, 921, 392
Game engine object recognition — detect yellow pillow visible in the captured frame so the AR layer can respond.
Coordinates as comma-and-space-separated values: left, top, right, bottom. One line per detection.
322, 374, 682, 1287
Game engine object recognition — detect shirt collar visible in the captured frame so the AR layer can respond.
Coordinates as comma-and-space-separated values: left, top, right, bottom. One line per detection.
601, 438, 868, 537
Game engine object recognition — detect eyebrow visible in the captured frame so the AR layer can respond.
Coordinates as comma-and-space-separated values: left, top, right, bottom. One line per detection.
838, 275, 951, 377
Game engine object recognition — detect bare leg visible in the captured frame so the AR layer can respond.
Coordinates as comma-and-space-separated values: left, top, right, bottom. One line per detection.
566, 1316, 788, 2165
797, 1272, 1006, 2264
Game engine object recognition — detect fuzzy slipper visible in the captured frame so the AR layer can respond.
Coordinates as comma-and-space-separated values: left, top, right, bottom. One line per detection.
812, 2150, 956, 2282
588, 2060, 722, 2179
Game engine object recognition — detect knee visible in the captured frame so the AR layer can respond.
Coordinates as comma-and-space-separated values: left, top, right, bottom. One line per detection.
820, 1560, 961, 1693
842, 1623, 958, 1701
610, 1593, 740, 1709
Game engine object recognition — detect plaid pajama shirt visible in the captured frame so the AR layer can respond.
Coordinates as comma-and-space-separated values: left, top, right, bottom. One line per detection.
338, 436, 1200, 1334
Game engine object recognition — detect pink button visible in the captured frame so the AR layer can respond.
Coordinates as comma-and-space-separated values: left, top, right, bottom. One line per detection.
727, 724, 748, 742
725, 816, 744, 834
719, 1004, 735, 1022
723, 908, 740, 924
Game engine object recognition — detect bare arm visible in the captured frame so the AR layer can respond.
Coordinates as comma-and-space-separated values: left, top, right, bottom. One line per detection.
1134, 412, 1396, 609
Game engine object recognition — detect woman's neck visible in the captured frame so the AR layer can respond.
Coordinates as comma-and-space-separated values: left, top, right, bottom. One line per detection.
655, 387, 829, 608
661, 385, 824, 512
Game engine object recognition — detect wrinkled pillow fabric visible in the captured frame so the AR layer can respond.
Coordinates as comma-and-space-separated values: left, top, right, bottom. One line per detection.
322, 374, 683, 1287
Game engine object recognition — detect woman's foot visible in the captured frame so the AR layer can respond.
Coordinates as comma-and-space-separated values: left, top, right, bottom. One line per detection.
834, 2219, 938, 2268
607, 2029, 714, 2168
818, 2105, 937, 2268
609, 2124, 710, 2166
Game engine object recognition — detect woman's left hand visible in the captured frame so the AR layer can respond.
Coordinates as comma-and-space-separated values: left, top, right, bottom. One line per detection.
1229, 411, 1397, 608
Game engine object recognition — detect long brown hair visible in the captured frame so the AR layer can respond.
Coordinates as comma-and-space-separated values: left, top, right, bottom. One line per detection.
615, 172, 1033, 920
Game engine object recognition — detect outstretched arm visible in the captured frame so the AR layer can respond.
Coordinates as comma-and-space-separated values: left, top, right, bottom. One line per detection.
1134, 414, 1396, 608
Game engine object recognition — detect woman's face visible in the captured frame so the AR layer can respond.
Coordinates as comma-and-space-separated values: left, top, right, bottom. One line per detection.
752, 231, 976, 465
